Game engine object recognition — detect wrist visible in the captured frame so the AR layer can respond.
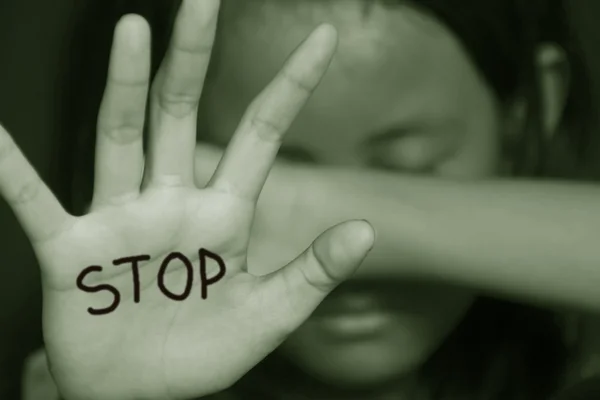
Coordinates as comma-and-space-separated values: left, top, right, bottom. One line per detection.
306, 168, 436, 279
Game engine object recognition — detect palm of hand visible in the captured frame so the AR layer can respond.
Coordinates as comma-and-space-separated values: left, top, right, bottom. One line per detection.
41, 187, 263, 399
194, 145, 310, 276
0, 2, 374, 399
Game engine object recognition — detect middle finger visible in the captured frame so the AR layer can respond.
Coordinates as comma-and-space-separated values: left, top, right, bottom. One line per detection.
146, 0, 220, 187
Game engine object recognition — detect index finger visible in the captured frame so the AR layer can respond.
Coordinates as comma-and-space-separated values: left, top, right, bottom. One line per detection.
208, 24, 338, 202
0, 125, 73, 243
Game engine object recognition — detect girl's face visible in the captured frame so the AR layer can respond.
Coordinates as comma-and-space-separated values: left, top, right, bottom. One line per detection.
200, 0, 503, 389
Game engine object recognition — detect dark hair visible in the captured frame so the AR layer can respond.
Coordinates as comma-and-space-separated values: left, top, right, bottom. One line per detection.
48, 1, 594, 399
414, 0, 595, 180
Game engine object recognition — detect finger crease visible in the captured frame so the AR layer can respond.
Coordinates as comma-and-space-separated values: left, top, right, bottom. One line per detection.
303, 245, 338, 293
99, 126, 143, 145
249, 117, 285, 144
172, 42, 214, 56
157, 92, 199, 118
280, 70, 315, 94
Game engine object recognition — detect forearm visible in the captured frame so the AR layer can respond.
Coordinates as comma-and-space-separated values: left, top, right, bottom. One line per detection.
309, 169, 600, 311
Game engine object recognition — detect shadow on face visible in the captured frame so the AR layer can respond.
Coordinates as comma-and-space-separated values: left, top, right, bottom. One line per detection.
198, 0, 501, 389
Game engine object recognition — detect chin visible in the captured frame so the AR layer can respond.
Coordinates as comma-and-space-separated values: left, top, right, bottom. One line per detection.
280, 330, 433, 389
278, 284, 475, 389
301, 356, 421, 389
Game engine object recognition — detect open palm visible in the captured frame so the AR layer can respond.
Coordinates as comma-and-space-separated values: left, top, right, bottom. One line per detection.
0, 2, 374, 399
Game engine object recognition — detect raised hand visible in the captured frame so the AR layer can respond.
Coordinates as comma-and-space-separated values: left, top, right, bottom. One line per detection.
193, 143, 324, 276
0, 1, 375, 399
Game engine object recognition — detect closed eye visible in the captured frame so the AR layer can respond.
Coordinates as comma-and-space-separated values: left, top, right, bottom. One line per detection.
367, 135, 442, 173
364, 124, 464, 173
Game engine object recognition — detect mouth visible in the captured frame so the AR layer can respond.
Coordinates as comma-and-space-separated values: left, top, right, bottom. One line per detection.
314, 279, 419, 315
309, 280, 405, 339
313, 288, 395, 316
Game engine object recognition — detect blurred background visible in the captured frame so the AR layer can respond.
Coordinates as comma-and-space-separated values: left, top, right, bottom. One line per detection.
1, 0, 600, 396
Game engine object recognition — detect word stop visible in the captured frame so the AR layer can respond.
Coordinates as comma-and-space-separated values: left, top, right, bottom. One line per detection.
76, 248, 226, 316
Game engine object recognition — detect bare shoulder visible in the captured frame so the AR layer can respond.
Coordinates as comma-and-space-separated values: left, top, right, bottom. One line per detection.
554, 313, 600, 399
566, 313, 600, 381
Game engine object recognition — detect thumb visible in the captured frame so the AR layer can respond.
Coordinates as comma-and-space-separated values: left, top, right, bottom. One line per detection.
258, 219, 376, 333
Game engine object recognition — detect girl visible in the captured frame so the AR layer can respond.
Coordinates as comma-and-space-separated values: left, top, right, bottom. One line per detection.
6, 0, 600, 399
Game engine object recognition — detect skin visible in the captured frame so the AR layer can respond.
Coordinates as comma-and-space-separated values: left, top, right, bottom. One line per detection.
196, 0, 565, 390
1, 2, 376, 399
4, 1, 579, 399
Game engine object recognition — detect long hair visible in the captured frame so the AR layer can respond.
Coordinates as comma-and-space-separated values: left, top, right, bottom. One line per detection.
47, 1, 595, 400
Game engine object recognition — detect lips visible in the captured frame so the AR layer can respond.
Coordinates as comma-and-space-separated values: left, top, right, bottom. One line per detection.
313, 278, 446, 318
312, 280, 402, 318
314, 292, 388, 316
